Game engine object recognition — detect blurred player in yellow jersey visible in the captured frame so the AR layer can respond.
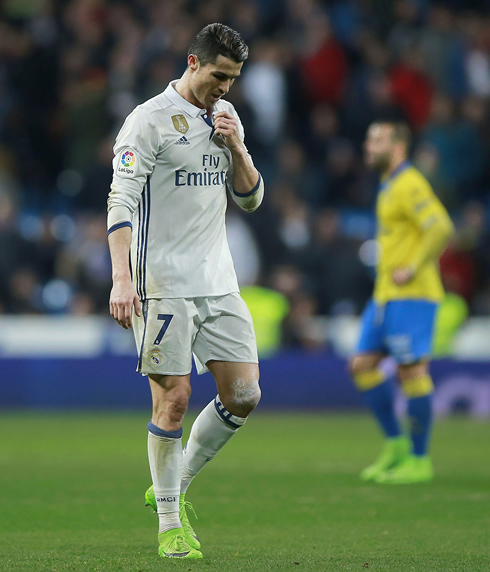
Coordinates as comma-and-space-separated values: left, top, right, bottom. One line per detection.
350, 122, 454, 483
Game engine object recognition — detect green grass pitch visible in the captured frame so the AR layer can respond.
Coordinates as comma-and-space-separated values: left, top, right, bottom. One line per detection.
0, 411, 489, 571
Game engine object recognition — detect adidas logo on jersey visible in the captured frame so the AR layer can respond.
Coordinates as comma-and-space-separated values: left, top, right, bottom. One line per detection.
175, 136, 190, 145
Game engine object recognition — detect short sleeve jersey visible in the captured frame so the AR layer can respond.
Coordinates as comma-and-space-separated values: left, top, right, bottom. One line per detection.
374, 162, 450, 303
108, 81, 246, 299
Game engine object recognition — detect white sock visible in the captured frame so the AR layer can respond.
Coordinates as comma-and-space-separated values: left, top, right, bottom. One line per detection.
147, 422, 183, 534
181, 395, 247, 494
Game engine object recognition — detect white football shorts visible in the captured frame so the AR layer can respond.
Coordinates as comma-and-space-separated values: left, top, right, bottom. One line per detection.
133, 292, 258, 376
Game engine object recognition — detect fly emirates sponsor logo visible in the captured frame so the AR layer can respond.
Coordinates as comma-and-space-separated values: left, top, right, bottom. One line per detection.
175, 154, 226, 187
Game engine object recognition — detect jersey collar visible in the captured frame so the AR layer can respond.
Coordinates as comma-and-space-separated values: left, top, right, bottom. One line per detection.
164, 80, 207, 118
389, 160, 410, 180
379, 160, 411, 192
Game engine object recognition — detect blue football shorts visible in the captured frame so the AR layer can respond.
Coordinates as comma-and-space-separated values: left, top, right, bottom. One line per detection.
357, 298, 438, 364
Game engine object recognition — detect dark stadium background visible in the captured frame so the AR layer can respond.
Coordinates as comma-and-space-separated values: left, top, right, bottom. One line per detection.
1, 2, 490, 571
0, 0, 490, 409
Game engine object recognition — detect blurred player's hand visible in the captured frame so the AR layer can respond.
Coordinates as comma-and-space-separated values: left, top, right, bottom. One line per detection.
110, 279, 141, 329
393, 266, 415, 286
213, 111, 242, 151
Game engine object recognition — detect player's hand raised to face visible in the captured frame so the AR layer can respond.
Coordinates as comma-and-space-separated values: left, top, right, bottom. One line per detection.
213, 111, 242, 151
109, 279, 141, 329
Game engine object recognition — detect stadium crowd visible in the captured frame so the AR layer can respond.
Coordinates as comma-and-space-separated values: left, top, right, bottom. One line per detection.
1, 0, 490, 349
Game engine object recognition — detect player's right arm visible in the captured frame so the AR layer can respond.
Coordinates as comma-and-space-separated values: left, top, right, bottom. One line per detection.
107, 106, 161, 327
108, 226, 140, 329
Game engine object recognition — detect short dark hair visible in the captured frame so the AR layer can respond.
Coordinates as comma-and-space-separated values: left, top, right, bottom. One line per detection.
372, 121, 411, 149
188, 23, 249, 66
389, 122, 411, 148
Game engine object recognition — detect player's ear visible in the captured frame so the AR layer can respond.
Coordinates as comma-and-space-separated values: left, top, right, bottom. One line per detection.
188, 54, 200, 71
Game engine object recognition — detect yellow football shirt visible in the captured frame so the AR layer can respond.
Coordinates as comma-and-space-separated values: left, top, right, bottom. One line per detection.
374, 162, 453, 304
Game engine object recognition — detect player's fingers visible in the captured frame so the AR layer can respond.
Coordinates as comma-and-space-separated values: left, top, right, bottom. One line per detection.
111, 299, 119, 320
134, 296, 142, 317
214, 118, 236, 130
215, 126, 231, 135
122, 301, 133, 329
215, 117, 236, 126
214, 123, 228, 134
214, 121, 235, 134
112, 300, 128, 328
213, 111, 233, 120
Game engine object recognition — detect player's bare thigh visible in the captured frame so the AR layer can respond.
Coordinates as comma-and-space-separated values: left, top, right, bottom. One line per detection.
397, 360, 429, 382
207, 360, 261, 418
149, 374, 192, 432
349, 352, 385, 376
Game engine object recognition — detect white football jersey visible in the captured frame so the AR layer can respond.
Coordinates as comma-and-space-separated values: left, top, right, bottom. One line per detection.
108, 80, 255, 299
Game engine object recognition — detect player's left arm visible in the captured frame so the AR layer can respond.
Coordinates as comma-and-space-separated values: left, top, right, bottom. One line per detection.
214, 110, 264, 213
394, 180, 454, 286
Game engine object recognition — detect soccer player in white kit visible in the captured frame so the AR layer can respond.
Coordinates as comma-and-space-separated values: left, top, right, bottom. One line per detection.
107, 24, 263, 559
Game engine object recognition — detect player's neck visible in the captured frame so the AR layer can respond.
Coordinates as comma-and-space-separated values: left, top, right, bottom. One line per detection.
174, 72, 205, 109
384, 156, 407, 179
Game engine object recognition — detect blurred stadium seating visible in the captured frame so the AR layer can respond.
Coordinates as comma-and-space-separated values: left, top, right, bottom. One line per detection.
1, 0, 490, 411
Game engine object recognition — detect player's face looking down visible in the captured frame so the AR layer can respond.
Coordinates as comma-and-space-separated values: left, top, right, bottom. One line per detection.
187, 54, 243, 108
364, 123, 395, 172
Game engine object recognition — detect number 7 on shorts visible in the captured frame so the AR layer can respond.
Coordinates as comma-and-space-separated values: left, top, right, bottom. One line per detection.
153, 314, 174, 345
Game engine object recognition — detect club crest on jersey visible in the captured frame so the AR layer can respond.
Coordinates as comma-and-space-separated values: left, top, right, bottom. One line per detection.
172, 114, 189, 134
150, 348, 161, 365
118, 150, 136, 175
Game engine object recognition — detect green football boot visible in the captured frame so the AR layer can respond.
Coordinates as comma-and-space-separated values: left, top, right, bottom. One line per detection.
374, 454, 434, 484
157, 527, 203, 559
144, 484, 157, 512
360, 436, 410, 481
145, 485, 201, 550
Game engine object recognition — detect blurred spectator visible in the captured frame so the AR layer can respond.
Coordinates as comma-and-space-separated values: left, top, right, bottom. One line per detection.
300, 209, 372, 316
1, 0, 490, 332
421, 93, 485, 208
300, 12, 348, 106
389, 45, 433, 129
242, 39, 286, 147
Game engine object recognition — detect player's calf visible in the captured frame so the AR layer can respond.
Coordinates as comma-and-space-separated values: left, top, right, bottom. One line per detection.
149, 374, 191, 430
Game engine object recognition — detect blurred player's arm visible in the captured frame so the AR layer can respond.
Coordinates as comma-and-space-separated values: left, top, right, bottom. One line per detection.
107, 107, 160, 327
214, 110, 264, 213
394, 183, 454, 286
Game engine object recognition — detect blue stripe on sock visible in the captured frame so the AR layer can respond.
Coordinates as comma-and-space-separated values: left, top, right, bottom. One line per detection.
147, 422, 182, 439
213, 396, 240, 429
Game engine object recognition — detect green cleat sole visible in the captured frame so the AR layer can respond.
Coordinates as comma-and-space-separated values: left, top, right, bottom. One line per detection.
375, 455, 434, 484
360, 436, 410, 481
158, 527, 203, 559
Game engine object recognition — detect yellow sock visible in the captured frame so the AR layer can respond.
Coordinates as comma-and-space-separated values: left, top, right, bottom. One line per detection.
401, 374, 434, 398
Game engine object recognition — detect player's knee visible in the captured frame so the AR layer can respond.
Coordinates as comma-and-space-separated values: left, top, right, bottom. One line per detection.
397, 362, 427, 382
168, 393, 189, 422
349, 356, 370, 377
398, 363, 433, 398
224, 377, 261, 417
349, 356, 387, 392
